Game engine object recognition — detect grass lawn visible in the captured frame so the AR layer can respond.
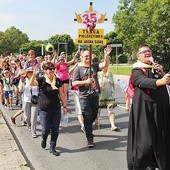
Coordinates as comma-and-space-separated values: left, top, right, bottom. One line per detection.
109, 64, 133, 75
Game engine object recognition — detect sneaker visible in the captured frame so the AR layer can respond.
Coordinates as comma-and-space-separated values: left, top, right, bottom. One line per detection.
32, 134, 37, 138
4, 105, 7, 109
21, 121, 27, 126
87, 139, 94, 148
11, 117, 16, 125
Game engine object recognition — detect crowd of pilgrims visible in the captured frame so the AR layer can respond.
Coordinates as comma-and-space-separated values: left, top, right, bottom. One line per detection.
0, 49, 78, 134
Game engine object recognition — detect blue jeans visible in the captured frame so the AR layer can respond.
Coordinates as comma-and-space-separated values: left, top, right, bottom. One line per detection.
39, 108, 61, 149
80, 96, 99, 140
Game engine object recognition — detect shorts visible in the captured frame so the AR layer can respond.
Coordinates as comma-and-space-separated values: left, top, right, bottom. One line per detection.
4, 91, 13, 99
60, 79, 69, 85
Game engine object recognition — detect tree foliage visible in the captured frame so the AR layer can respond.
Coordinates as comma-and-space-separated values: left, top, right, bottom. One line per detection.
48, 34, 75, 57
0, 26, 29, 56
113, 0, 170, 68
91, 31, 123, 64
20, 40, 43, 56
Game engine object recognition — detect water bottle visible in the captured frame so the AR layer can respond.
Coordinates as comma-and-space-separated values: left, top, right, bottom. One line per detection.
117, 79, 128, 92
61, 113, 69, 126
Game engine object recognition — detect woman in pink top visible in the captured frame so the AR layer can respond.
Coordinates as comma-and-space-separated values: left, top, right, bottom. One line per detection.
56, 50, 79, 108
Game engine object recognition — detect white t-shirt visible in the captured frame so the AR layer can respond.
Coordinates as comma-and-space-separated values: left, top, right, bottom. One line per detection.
22, 79, 39, 103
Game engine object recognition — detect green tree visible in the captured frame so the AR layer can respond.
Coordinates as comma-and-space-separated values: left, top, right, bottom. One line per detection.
113, 0, 170, 68
0, 26, 29, 56
20, 40, 43, 56
48, 34, 75, 58
92, 31, 123, 64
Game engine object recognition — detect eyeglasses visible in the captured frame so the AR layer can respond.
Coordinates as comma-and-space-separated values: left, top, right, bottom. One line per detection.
47, 67, 55, 71
138, 50, 152, 55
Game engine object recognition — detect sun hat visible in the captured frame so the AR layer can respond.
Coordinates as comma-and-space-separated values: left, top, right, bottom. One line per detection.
26, 67, 33, 72
3, 69, 10, 74
60, 52, 66, 56
11, 60, 16, 65
58, 56, 65, 60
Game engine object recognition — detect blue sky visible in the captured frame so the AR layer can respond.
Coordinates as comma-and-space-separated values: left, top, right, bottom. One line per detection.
0, 0, 119, 41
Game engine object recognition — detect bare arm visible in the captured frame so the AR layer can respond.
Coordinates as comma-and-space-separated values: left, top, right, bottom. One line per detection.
51, 50, 58, 64
68, 62, 79, 75
99, 45, 112, 70
18, 77, 25, 93
72, 77, 94, 87
67, 49, 80, 66
29, 65, 39, 86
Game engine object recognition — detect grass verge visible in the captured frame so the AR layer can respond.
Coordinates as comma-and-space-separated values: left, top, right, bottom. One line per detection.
109, 65, 133, 75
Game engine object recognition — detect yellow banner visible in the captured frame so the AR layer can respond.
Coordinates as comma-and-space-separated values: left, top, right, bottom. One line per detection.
78, 29, 104, 39
75, 38, 107, 45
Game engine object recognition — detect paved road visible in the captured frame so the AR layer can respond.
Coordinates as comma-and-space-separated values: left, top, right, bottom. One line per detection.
1, 75, 130, 170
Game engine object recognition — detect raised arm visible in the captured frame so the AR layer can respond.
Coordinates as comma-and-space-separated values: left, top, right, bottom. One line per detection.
51, 50, 58, 64
99, 45, 112, 70
29, 65, 39, 86
67, 49, 80, 66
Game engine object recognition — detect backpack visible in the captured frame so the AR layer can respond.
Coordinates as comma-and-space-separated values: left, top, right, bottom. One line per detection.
126, 68, 147, 99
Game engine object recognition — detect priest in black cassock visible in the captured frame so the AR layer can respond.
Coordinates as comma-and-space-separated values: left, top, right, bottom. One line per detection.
127, 44, 170, 170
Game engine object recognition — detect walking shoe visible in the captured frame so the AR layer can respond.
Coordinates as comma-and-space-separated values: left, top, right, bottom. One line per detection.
111, 126, 120, 132
11, 117, 16, 125
87, 139, 94, 148
41, 140, 46, 149
21, 121, 27, 126
49, 148, 60, 156
32, 134, 37, 138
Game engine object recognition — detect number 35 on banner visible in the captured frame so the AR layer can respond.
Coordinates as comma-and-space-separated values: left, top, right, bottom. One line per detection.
82, 12, 97, 31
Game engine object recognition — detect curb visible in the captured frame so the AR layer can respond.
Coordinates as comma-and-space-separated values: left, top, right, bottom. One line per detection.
0, 110, 32, 170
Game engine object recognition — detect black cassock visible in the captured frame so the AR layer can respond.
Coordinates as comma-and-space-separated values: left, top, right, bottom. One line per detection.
127, 68, 170, 170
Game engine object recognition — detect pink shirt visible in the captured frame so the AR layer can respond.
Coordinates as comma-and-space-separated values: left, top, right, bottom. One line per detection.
56, 62, 69, 81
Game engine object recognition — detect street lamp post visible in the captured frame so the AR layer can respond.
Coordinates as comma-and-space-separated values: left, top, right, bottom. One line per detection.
57, 42, 68, 59
111, 44, 122, 73
41, 44, 44, 56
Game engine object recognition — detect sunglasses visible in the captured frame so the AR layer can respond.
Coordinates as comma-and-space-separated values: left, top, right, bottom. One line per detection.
47, 67, 55, 71
138, 50, 152, 55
